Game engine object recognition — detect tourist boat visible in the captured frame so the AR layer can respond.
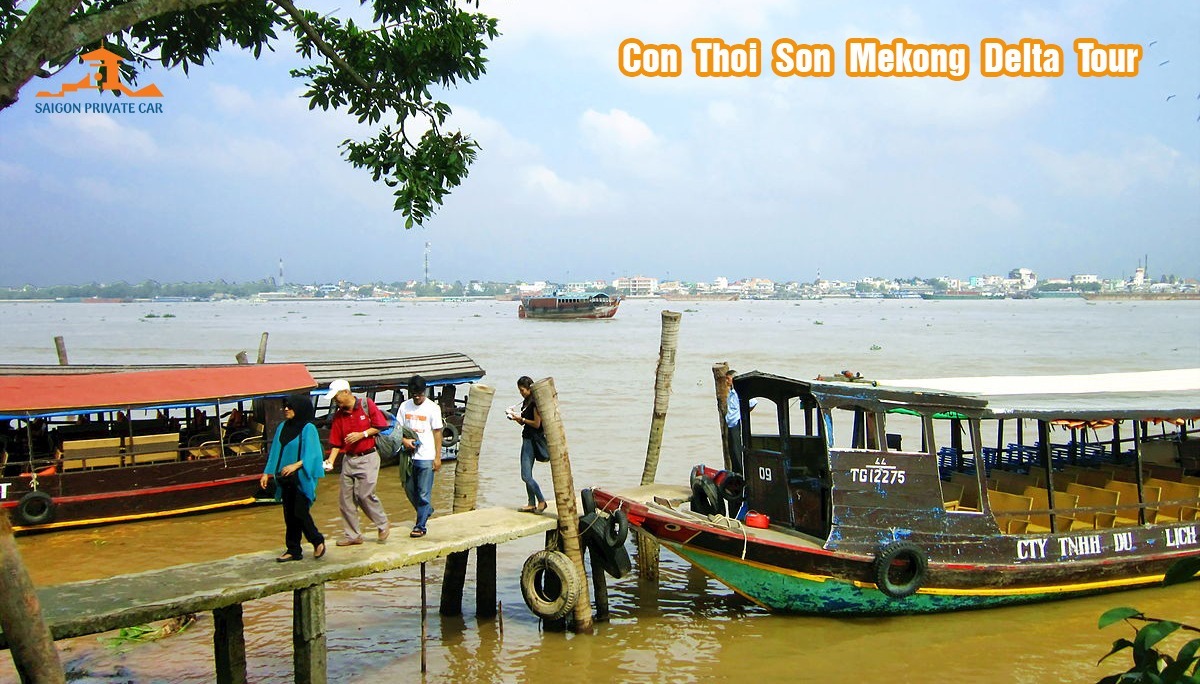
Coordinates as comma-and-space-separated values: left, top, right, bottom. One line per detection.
591, 369, 1200, 615
518, 292, 621, 319
0, 353, 488, 465
0, 364, 316, 533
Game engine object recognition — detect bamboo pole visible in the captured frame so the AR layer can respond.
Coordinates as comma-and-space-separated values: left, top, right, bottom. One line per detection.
440, 384, 495, 616
0, 515, 65, 684
52, 336, 68, 366
531, 377, 592, 633
713, 362, 731, 472
636, 310, 681, 581
256, 333, 269, 364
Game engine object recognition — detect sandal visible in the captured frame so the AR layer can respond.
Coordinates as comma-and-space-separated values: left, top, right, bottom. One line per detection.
313, 542, 326, 559
410, 528, 426, 538
518, 504, 538, 513
276, 553, 301, 563
536, 501, 548, 513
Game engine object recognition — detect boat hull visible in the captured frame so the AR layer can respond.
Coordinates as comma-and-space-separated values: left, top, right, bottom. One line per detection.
518, 296, 621, 319
592, 487, 1199, 615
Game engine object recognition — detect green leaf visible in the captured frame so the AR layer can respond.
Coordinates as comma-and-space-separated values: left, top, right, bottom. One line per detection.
1101, 607, 1144, 629
1099, 637, 1136, 664
1164, 557, 1200, 587
1136, 620, 1182, 651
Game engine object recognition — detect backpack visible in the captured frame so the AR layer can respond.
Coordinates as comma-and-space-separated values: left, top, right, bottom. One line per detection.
357, 397, 401, 458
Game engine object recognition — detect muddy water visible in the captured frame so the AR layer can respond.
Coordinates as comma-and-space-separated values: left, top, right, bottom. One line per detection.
1, 298, 1198, 682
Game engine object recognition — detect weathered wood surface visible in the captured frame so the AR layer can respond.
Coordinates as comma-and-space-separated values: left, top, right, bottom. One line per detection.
0, 506, 555, 649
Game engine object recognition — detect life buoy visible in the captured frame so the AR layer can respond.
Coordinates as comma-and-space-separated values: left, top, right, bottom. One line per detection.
873, 541, 928, 599
16, 490, 55, 526
441, 422, 460, 448
520, 549, 582, 621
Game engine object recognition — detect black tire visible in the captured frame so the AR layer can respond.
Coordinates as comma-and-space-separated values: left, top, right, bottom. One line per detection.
690, 476, 721, 515
520, 549, 582, 621
16, 490, 55, 526
602, 509, 629, 548
441, 422, 460, 448
717, 472, 746, 501
873, 541, 928, 599
587, 535, 633, 579
580, 488, 597, 515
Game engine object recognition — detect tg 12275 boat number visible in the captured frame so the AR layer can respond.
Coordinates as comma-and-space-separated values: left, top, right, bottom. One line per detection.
849, 458, 907, 485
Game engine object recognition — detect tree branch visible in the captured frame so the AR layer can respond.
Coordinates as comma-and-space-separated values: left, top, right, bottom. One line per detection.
47, 0, 244, 61
269, 0, 372, 93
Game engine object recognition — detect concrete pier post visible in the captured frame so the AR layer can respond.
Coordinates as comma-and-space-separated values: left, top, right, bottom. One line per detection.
212, 604, 247, 684
292, 585, 327, 684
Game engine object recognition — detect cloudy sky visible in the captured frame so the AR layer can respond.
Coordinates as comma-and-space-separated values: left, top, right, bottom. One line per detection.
1, 1, 1197, 286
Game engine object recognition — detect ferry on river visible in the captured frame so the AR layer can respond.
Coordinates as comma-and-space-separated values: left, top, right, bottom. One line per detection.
592, 369, 1200, 614
0, 364, 316, 533
518, 292, 621, 320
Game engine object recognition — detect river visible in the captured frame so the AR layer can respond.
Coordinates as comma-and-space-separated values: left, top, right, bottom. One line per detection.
1, 297, 1198, 682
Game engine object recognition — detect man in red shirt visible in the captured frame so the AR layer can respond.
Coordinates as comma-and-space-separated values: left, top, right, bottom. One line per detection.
323, 379, 391, 545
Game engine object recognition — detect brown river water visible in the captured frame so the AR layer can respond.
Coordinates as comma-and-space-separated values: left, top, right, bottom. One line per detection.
1, 297, 1198, 682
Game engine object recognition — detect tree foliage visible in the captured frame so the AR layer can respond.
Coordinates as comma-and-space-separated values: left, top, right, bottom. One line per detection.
0, 0, 498, 225
1096, 558, 1200, 684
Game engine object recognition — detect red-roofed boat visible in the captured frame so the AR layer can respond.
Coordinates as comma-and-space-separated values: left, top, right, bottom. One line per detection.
0, 364, 316, 533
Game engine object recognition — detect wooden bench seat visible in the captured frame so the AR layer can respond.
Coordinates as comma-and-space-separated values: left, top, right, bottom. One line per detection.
1021, 486, 1086, 533
1066, 482, 1121, 529
987, 489, 1033, 534
60, 436, 123, 470
128, 433, 181, 465
1146, 478, 1200, 522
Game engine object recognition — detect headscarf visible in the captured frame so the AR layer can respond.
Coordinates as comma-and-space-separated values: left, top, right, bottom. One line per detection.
278, 393, 315, 446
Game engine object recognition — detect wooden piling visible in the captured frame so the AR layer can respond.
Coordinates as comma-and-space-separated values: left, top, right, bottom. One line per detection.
53, 336, 68, 366
589, 550, 610, 621
234, 351, 249, 365
713, 362, 731, 472
213, 604, 247, 684
256, 333, 269, 364
440, 384, 495, 616
636, 310, 682, 581
531, 377, 593, 634
0, 515, 64, 684
292, 585, 327, 684
475, 544, 497, 619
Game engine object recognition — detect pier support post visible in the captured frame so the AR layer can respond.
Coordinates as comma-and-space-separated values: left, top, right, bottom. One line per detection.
713, 362, 731, 472
531, 377, 593, 634
589, 549, 610, 621
256, 332, 269, 364
0, 516, 64, 684
293, 584, 327, 684
441, 384, 495, 616
234, 351, 249, 364
476, 543, 497, 618
637, 310, 681, 581
213, 603, 247, 684
53, 336, 69, 366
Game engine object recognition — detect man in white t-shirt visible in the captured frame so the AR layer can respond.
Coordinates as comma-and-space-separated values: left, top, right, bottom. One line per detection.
400, 375, 443, 537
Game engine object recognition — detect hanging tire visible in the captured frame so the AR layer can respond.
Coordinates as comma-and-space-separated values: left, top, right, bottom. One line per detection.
580, 488, 597, 515
587, 534, 633, 579
690, 476, 721, 515
601, 509, 629, 548
441, 422, 460, 448
15, 490, 55, 526
520, 550, 582, 621
873, 541, 928, 599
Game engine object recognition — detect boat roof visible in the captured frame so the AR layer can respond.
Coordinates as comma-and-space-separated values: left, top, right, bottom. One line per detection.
0, 364, 316, 419
738, 369, 1200, 421
0, 353, 486, 393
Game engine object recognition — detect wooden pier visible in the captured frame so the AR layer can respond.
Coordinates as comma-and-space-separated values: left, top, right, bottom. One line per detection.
0, 506, 556, 683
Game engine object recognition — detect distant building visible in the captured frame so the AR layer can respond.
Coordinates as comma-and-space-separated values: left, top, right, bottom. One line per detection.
614, 276, 658, 296
1071, 274, 1099, 285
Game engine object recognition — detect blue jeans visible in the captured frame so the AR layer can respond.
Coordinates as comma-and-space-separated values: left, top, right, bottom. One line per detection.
520, 437, 546, 506
404, 461, 435, 531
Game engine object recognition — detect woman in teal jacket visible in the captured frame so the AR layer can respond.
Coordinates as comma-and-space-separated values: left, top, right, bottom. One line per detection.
260, 393, 326, 562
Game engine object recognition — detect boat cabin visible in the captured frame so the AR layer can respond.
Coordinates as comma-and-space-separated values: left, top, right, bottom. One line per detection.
733, 371, 1200, 554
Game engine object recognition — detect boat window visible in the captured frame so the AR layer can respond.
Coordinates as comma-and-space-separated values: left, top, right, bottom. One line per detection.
882, 409, 927, 454
824, 405, 881, 450
746, 396, 784, 454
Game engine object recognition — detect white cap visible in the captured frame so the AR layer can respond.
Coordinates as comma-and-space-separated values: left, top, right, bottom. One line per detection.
324, 379, 351, 401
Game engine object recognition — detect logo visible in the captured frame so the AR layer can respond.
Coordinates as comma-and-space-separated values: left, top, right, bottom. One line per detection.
35, 47, 164, 114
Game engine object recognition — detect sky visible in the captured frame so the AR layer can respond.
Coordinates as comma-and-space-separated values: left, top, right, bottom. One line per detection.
1, 1, 1198, 287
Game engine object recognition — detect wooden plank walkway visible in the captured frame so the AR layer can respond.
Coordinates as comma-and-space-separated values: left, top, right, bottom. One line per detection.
0, 506, 555, 648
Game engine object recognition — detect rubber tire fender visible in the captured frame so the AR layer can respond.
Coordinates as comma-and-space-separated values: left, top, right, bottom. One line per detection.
601, 509, 629, 548
441, 422, 460, 448
580, 488, 597, 515
587, 534, 633, 579
690, 476, 721, 515
15, 490, 55, 526
520, 549, 583, 621
873, 541, 928, 599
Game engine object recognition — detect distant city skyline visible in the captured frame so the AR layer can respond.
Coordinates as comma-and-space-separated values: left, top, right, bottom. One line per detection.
2, 3, 1197, 286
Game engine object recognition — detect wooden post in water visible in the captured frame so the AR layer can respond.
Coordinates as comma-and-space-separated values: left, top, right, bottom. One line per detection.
256, 333, 269, 364
440, 384, 495, 616
531, 377, 593, 634
713, 362, 731, 472
0, 515, 64, 684
293, 585, 327, 684
636, 310, 682, 581
53, 336, 68, 366
212, 604, 247, 684
234, 351, 249, 364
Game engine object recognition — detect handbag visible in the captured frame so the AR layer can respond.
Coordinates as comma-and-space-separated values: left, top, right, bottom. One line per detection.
532, 431, 550, 463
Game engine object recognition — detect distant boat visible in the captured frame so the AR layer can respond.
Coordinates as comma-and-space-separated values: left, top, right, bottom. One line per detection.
1082, 292, 1200, 301
920, 291, 1005, 300
1031, 291, 1084, 299
660, 293, 740, 302
518, 292, 621, 320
